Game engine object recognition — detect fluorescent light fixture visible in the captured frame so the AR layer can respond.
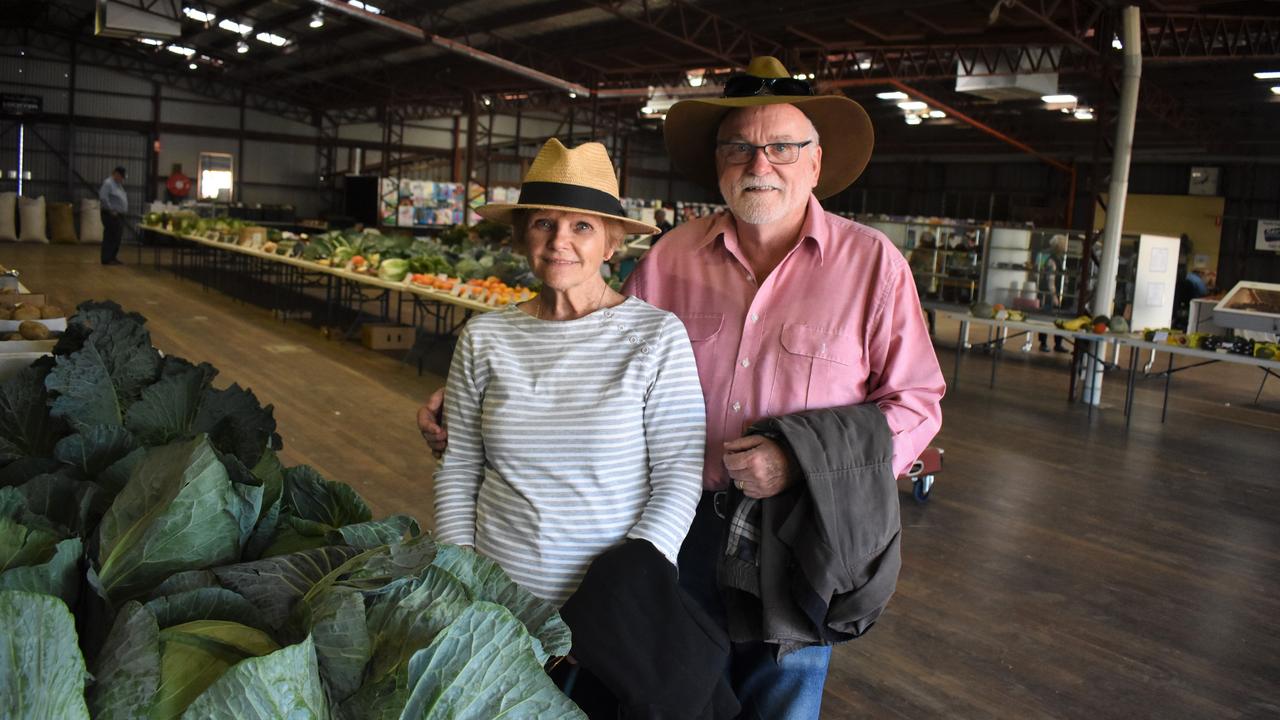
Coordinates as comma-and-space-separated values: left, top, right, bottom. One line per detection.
1271, 86, 1280, 94
182, 7, 215, 23
138, 37, 165, 46
1041, 94, 1077, 104
309, 10, 325, 28
686, 69, 706, 87
905, 115, 923, 125
349, 1, 382, 14
188, 62, 197, 70
858, 58, 872, 70
167, 45, 196, 56
236, 40, 249, 54
256, 32, 289, 47
218, 19, 253, 34
1074, 108, 1094, 120
928, 110, 946, 119
876, 91, 908, 100
1254, 71, 1280, 80
898, 101, 927, 111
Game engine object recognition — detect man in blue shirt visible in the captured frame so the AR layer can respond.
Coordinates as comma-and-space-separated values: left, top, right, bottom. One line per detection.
98, 166, 128, 265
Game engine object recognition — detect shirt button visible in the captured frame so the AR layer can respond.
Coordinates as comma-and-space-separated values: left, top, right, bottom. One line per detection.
732, 402, 741, 412
751, 313, 759, 323
741, 358, 750, 368
629, 336, 639, 344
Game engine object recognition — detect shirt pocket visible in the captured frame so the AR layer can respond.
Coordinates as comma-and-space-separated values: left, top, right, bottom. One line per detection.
773, 322, 861, 410
676, 313, 724, 343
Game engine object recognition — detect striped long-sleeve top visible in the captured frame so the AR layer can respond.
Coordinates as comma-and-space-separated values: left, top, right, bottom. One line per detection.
433, 297, 706, 606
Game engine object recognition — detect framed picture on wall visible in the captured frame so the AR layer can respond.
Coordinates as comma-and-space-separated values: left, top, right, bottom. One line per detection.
1257, 219, 1280, 253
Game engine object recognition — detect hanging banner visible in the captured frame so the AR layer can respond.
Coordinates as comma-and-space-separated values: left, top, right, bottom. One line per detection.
1257, 219, 1280, 252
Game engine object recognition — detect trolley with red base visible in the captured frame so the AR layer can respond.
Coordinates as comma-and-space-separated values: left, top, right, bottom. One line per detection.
900, 447, 944, 503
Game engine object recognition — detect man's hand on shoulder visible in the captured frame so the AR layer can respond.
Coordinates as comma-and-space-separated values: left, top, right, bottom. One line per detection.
417, 387, 448, 457
723, 435, 796, 499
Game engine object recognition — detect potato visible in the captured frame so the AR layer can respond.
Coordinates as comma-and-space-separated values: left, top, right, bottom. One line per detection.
12, 304, 42, 321
3, 333, 22, 341
18, 321, 50, 340
40, 305, 64, 319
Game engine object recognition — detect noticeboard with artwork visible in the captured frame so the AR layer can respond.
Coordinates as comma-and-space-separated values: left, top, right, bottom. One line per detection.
1257, 219, 1280, 253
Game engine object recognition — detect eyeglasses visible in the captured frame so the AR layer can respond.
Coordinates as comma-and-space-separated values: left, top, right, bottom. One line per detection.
722, 74, 814, 98
715, 140, 814, 165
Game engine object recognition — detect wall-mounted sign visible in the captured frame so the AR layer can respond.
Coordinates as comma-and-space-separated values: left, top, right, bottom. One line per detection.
1257, 219, 1280, 253
0, 94, 41, 116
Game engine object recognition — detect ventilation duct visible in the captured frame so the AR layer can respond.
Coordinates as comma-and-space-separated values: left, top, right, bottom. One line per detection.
954, 48, 1061, 101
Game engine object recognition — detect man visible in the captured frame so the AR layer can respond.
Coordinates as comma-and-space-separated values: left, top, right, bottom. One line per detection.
420, 57, 945, 718
1037, 234, 1069, 352
652, 207, 674, 244
98, 165, 128, 265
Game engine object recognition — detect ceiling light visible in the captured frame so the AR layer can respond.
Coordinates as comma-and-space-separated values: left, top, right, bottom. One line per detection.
481, 96, 492, 107
905, 115, 923, 125
349, 0, 382, 14
256, 32, 289, 47
928, 110, 946, 119
1041, 94, 1077, 104
876, 91, 908, 100
858, 58, 873, 70
188, 62, 197, 70
309, 10, 325, 28
1271, 86, 1280, 94
219, 19, 253, 34
1074, 108, 1094, 120
686, 69, 705, 88
138, 37, 165, 46
1253, 71, 1280, 80
568, 91, 577, 99
807, 73, 815, 80
792, 73, 807, 81
1112, 35, 1123, 50
167, 45, 196, 56
236, 40, 249, 54
182, 7, 215, 23
898, 101, 927, 111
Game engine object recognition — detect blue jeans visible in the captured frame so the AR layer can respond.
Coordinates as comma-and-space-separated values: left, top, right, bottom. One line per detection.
678, 492, 831, 720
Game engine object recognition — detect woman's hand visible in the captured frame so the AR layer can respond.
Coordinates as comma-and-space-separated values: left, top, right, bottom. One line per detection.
417, 388, 448, 457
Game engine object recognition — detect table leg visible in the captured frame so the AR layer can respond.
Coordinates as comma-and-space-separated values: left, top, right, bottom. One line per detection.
953, 321, 964, 390
989, 330, 1000, 389
1125, 343, 1138, 429
1161, 353, 1174, 423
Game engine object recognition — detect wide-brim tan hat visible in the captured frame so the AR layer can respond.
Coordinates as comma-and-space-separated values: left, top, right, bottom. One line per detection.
664, 56, 874, 200
477, 138, 660, 235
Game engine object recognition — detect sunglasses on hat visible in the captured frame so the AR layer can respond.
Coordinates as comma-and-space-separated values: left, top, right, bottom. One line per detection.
722, 74, 814, 98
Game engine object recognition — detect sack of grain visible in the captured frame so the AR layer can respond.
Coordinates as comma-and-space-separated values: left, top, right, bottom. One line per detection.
48, 202, 78, 244
79, 198, 103, 243
0, 193, 15, 242
17, 196, 48, 243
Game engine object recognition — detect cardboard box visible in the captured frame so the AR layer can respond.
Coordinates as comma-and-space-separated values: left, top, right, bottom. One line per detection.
0, 292, 42, 304
238, 226, 268, 248
360, 324, 415, 350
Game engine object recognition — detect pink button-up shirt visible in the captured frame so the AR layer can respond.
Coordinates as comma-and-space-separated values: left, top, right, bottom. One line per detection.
625, 195, 945, 490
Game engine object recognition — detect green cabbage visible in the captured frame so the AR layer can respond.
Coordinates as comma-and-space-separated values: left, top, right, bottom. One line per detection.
378, 258, 410, 282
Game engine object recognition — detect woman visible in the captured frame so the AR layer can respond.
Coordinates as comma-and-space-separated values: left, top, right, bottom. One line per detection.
433, 138, 706, 606
1038, 234, 1069, 352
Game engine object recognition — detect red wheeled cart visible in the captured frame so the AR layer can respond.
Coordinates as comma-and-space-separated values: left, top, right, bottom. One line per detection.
900, 447, 944, 503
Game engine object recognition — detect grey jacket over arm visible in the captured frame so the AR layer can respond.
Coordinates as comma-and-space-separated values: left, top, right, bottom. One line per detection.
718, 403, 902, 658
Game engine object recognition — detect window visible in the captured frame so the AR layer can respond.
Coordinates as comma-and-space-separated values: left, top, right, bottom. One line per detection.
197, 152, 234, 201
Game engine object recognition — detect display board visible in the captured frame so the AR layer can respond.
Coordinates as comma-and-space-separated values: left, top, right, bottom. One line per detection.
1129, 234, 1181, 332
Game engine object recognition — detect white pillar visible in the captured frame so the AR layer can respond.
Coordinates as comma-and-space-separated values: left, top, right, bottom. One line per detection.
1088, 5, 1142, 406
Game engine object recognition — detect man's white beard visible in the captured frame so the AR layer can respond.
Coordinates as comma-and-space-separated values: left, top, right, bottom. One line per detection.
726, 179, 790, 225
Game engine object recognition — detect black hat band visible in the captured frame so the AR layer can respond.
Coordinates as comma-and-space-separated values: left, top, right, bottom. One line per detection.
517, 181, 624, 218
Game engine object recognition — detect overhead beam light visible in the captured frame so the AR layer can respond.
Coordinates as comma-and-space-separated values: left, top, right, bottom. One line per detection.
876, 91, 908, 100
188, 62, 197, 70
1256, 71, 1280, 80
1041, 94, 1077, 104
905, 115, 922, 125
236, 40, 249, 54
138, 37, 165, 46
928, 110, 946, 119
1272, 86, 1280, 94
309, 10, 324, 28
182, 7, 216, 23
348, 1, 383, 14
1074, 108, 1095, 120
898, 100, 927, 111
167, 45, 196, 56
218, 19, 253, 34
256, 32, 289, 47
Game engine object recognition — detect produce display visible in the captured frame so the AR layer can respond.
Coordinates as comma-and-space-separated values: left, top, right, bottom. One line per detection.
141, 215, 539, 309
0, 301, 582, 719
968, 302, 1025, 322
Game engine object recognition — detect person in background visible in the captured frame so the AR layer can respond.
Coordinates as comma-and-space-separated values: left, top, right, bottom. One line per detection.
165, 163, 192, 203
651, 207, 674, 244
422, 56, 946, 720
98, 166, 128, 266
1186, 263, 1215, 299
1037, 234, 1069, 352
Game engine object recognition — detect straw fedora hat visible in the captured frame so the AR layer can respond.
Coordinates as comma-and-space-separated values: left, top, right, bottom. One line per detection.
476, 138, 660, 235
663, 56, 874, 200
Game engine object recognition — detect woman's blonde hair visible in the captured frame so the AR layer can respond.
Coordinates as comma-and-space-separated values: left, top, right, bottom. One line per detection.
510, 209, 626, 256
